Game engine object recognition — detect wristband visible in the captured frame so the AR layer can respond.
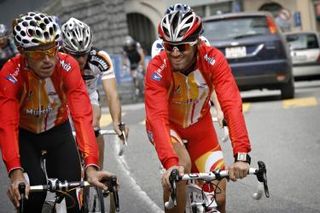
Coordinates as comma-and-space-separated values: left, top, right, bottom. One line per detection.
234, 152, 251, 164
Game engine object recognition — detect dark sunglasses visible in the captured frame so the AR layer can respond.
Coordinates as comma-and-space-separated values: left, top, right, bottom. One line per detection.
69, 51, 89, 58
163, 40, 198, 52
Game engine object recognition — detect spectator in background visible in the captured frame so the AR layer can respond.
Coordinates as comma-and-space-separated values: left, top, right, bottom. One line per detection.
275, 8, 292, 32
0, 24, 18, 69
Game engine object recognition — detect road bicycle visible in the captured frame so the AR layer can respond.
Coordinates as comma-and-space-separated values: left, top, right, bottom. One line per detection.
165, 161, 270, 213
18, 175, 119, 213
19, 125, 127, 213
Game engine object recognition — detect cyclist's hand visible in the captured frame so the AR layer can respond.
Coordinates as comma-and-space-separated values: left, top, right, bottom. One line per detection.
228, 161, 250, 181
86, 166, 118, 191
113, 122, 129, 144
161, 165, 184, 191
8, 169, 29, 208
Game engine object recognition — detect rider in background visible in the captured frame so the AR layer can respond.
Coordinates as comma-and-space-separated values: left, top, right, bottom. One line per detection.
61, 17, 128, 168
0, 12, 114, 212
0, 24, 18, 69
145, 5, 251, 213
150, 4, 224, 127
122, 36, 145, 96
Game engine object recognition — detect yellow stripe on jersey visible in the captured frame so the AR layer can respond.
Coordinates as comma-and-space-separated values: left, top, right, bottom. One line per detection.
283, 97, 318, 109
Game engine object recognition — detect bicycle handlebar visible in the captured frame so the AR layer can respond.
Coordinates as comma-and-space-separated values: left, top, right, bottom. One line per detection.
72, 122, 127, 156
18, 176, 120, 212
165, 161, 270, 209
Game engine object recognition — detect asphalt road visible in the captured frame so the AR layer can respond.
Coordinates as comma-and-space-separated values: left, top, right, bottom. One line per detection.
1, 80, 320, 213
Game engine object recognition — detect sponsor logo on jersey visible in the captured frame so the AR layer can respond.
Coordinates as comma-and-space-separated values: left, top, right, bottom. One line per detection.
204, 54, 215, 65
6, 66, 21, 84
6, 74, 17, 84
24, 106, 53, 116
152, 72, 161, 81
91, 55, 109, 71
60, 60, 72, 72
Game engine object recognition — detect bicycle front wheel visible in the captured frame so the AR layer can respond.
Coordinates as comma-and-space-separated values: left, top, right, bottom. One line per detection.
82, 186, 105, 213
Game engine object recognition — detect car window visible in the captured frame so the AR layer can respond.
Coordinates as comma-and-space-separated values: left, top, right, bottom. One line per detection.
203, 16, 270, 40
286, 34, 319, 50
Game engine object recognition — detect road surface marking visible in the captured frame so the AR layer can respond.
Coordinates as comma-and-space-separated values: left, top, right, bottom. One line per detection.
242, 103, 251, 112
100, 113, 126, 128
283, 97, 318, 109
110, 136, 164, 213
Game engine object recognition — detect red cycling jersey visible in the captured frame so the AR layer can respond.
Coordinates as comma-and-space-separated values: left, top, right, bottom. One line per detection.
0, 52, 98, 173
145, 41, 251, 169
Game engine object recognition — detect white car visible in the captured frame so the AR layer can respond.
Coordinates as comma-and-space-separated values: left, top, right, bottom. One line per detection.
285, 31, 320, 80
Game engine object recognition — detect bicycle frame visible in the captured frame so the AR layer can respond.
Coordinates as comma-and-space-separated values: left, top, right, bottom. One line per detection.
165, 161, 270, 212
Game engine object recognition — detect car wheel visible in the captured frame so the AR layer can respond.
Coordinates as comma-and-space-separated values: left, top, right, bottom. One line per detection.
281, 77, 295, 99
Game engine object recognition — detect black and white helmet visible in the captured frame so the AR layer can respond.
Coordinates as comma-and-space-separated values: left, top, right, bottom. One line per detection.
61, 17, 92, 54
12, 12, 61, 48
165, 3, 191, 15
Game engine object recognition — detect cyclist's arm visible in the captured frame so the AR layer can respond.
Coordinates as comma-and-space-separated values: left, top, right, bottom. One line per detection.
137, 43, 145, 68
0, 58, 23, 174
97, 51, 123, 133
210, 49, 251, 154
62, 55, 99, 168
145, 57, 179, 169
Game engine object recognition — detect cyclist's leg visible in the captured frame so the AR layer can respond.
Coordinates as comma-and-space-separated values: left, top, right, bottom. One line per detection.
46, 121, 82, 213
183, 113, 226, 213
164, 129, 191, 213
19, 128, 48, 212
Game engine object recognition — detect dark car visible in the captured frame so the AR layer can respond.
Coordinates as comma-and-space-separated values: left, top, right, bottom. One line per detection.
203, 12, 294, 99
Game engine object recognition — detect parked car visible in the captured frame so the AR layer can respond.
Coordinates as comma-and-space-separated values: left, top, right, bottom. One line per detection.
285, 31, 320, 80
203, 12, 294, 99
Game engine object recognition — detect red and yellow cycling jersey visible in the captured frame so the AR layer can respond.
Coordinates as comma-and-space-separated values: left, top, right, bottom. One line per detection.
0, 52, 98, 173
145, 41, 251, 169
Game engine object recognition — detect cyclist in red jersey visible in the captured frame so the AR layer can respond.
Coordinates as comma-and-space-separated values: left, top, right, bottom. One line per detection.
145, 5, 251, 213
0, 12, 115, 212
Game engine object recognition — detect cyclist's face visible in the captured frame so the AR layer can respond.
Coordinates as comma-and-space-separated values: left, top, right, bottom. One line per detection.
24, 43, 58, 79
68, 52, 88, 71
164, 40, 198, 72
0, 36, 9, 48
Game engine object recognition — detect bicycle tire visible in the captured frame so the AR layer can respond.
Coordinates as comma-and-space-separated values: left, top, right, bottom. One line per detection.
82, 187, 105, 213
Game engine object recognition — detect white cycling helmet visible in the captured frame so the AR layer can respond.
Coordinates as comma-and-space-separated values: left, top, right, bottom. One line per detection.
61, 17, 92, 54
12, 12, 61, 49
165, 3, 191, 15
158, 9, 202, 43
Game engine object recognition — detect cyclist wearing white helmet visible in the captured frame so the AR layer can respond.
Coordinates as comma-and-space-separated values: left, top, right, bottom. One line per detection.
61, 17, 128, 168
0, 12, 115, 212
0, 23, 18, 69
145, 5, 252, 213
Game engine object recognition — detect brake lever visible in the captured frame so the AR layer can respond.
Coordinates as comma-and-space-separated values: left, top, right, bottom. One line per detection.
257, 161, 270, 198
18, 183, 26, 213
103, 176, 120, 212
117, 123, 127, 156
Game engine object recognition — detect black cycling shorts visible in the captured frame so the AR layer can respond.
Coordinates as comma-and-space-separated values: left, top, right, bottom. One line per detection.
19, 120, 82, 213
